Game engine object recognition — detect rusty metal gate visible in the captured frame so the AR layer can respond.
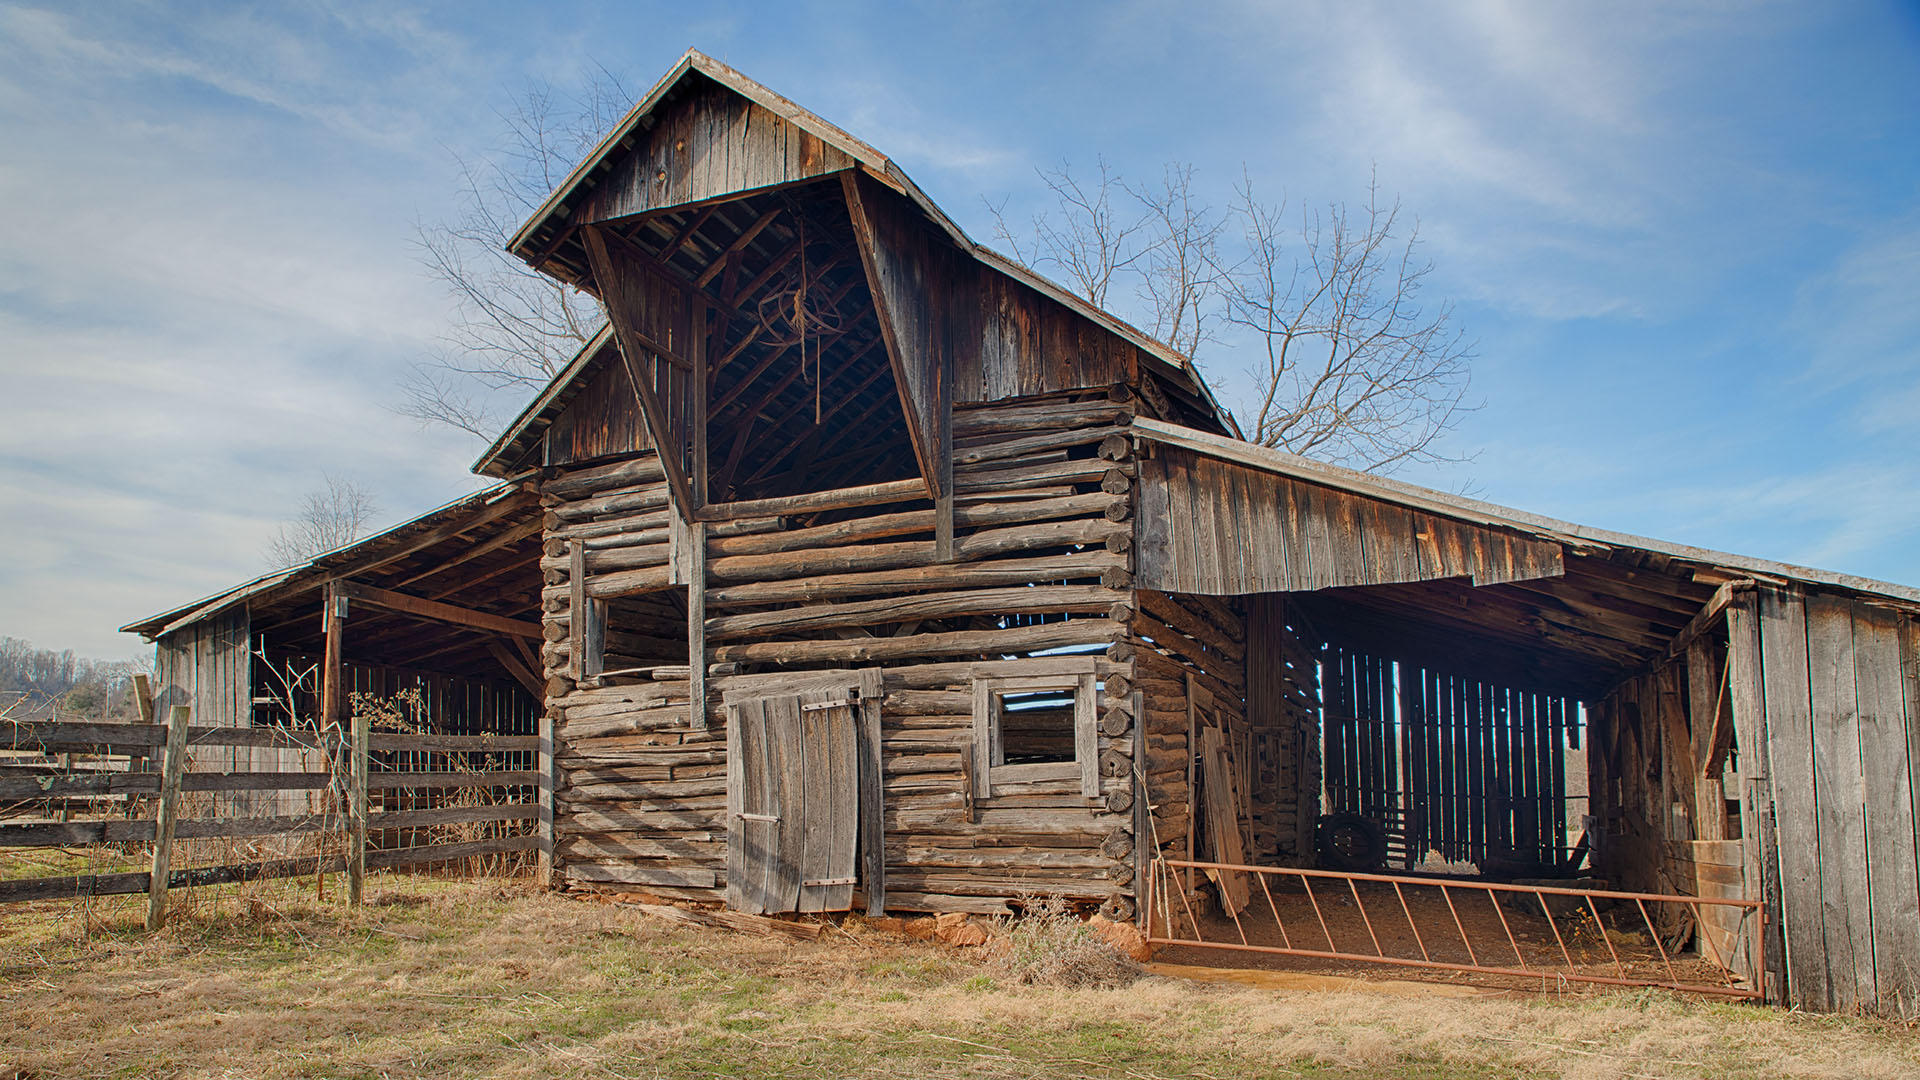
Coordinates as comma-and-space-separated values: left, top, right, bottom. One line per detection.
1145, 857, 1764, 999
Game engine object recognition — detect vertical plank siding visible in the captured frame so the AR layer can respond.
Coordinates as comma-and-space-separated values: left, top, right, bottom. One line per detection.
843, 172, 955, 502
1716, 585, 1920, 1015
1851, 602, 1920, 1014
544, 349, 657, 467
1135, 446, 1564, 595
579, 79, 856, 227
1322, 640, 1576, 870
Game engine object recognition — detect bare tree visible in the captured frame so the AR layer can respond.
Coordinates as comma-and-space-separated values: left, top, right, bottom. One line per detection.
1128, 164, 1228, 360
405, 73, 636, 439
1228, 176, 1473, 472
986, 158, 1154, 310
264, 476, 380, 568
988, 162, 1473, 473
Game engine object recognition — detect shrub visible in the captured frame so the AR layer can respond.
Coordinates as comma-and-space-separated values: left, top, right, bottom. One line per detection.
992, 895, 1142, 989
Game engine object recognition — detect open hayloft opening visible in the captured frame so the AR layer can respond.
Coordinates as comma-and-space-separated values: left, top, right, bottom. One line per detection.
581, 179, 919, 506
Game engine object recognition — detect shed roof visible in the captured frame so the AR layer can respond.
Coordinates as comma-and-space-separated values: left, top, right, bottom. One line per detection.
1133, 418, 1920, 609
122, 481, 541, 671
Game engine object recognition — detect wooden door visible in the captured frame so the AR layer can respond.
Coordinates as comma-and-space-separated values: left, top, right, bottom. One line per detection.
726, 691, 860, 914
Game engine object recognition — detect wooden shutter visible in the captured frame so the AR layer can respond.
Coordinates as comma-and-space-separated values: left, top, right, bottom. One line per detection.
726, 690, 859, 914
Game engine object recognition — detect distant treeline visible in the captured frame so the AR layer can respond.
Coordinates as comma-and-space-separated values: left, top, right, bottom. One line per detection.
0, 637, 148, 719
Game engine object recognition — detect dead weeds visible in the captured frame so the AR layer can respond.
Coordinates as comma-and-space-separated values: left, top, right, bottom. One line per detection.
0, 877, 1913, 1080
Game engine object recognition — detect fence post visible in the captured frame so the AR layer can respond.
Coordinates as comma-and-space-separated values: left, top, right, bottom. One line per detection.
146, 704, 191, 931
348, 704, 368, 905
537, 708, 555, 888
126, 673, 156, 818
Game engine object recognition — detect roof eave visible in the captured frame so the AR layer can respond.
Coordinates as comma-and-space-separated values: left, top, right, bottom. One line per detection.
472, 324, 615, 477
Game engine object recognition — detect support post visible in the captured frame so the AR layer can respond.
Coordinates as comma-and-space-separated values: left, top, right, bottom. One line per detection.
348, 702, 368, 905
689, 298, 710, 731
320, 581, 348, 902
858, 666, 885, 915
935, 490, 954, 563
689, 520, 708, 730
537, 707, 556, 888
145, 704, 191, 931
320, 582, 345, 731
127, 673, 156, 817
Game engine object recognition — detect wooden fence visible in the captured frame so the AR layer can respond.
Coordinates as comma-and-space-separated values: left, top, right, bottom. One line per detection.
1, 679, 540, 927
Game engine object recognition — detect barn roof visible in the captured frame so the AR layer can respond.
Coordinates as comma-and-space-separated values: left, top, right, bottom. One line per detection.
480, 48, 1236, 481
121, 481, 541, 680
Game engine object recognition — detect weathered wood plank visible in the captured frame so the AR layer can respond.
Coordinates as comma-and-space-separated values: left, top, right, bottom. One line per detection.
1804, 592, 1873, 1011
1851, 602, 1920, 1014
1758, 586, 1829, 1010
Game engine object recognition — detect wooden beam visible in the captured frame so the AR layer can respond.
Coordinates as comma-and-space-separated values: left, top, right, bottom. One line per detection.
707, 278, 865, 419
582, 224, 697, 518
1667, 579, 1755, 659
488, 641, 544, 697
336, 581, 541, 640
694, 206, 784, 288
733, 336, 891, 488
392, 518, 541, 590
841, 171, 945, 503
320, 582, 345, 730
723, 239, 800, 303
696, 477, 928, 523
423, 549, 541, 605
689, 520, 708, 731
655, 204, 719, 265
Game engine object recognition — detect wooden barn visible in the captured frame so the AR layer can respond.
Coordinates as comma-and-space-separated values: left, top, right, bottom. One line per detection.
127, 51, 1920, 1015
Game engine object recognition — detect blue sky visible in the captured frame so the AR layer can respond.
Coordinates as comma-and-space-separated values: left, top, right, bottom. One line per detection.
2, 1, 1917, 659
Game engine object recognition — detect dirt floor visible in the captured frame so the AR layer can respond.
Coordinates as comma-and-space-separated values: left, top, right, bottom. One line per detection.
2, 874, 1915, 1079
1151, 875, 1746, 997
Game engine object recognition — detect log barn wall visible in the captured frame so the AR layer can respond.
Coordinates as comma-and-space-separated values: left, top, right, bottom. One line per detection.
537, 393, 1146, 915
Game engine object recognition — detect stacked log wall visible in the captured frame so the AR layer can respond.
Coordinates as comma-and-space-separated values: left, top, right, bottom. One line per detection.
704, 391, 1140, 915
536, 392, 1147, 915
1245, 594, 1323, 864
534, 455, 720, 900
1130, 587, 1249, 884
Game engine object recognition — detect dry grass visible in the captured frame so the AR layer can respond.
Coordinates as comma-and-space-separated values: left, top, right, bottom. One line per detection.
992, 895, 1142, 989
0, 877, 1914, 1079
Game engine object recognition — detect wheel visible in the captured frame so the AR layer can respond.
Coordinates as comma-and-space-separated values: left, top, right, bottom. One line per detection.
1317, 812, 1388, 871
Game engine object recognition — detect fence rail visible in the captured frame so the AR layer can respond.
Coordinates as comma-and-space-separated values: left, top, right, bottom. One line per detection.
1145, 856, 1764, 1000
2, 682, 538, 927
